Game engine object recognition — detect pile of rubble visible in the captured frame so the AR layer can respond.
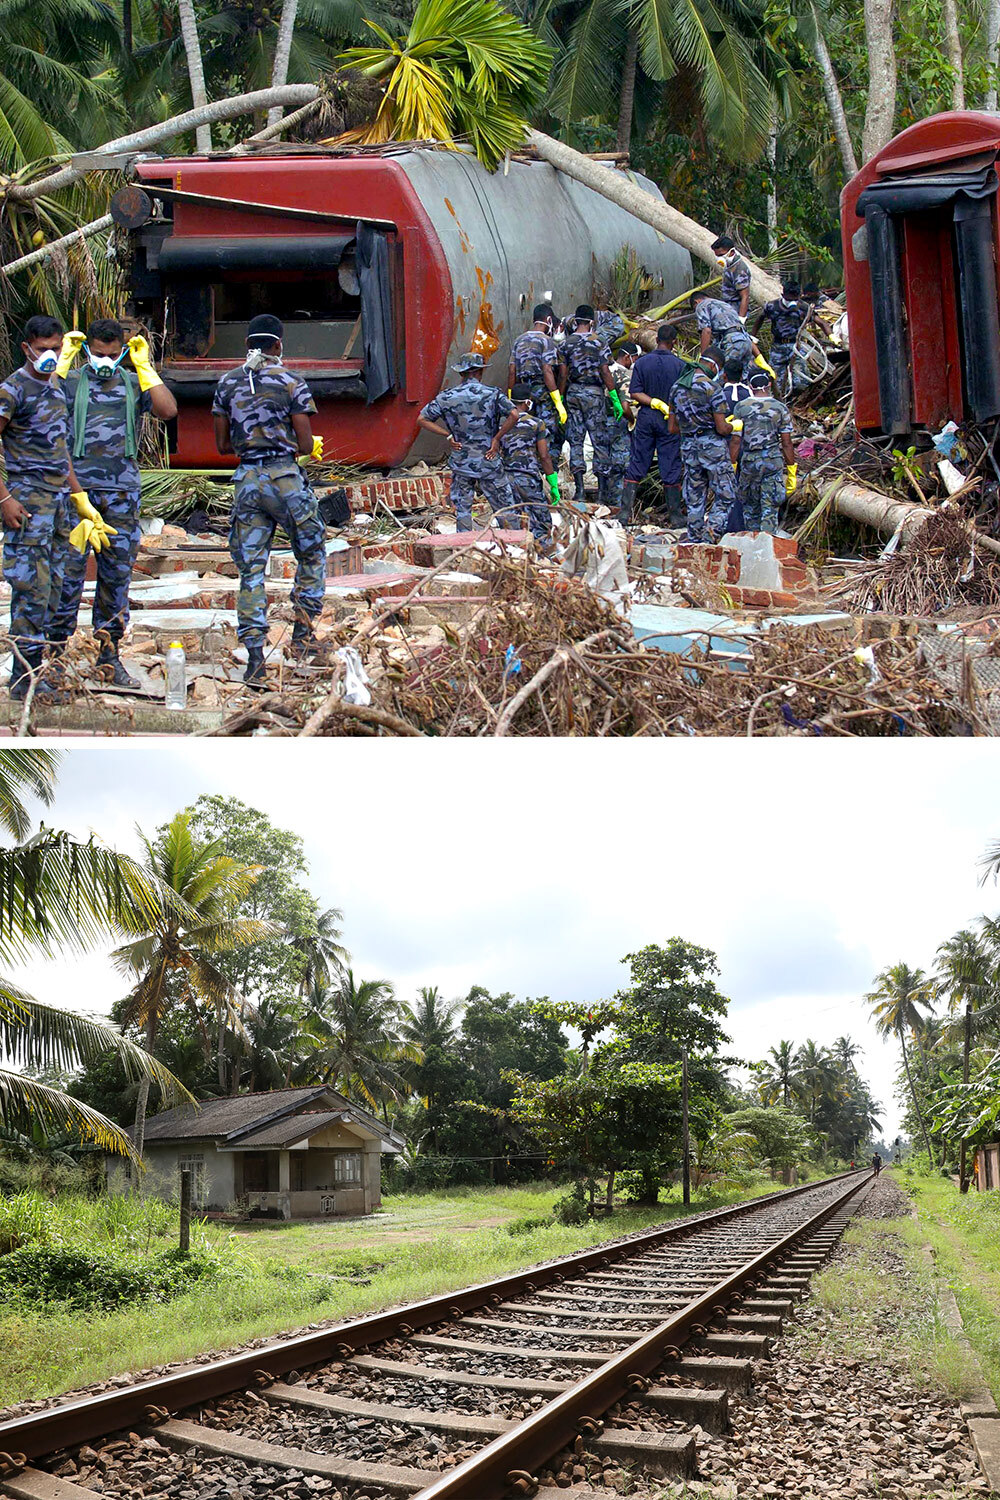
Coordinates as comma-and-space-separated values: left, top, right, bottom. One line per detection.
3, 456, 999, 737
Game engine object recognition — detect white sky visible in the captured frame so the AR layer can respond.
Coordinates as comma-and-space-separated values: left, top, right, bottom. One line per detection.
11, 741, 1000, 1142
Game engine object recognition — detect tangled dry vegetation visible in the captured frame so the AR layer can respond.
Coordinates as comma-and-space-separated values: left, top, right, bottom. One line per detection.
830, 512, 1000, 618
187, 549, 993, 738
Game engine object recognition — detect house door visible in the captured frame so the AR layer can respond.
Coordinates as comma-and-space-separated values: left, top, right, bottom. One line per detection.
243, 1153, 269, 1194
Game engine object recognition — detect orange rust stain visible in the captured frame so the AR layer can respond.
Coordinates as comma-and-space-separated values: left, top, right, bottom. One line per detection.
455, 296, 468, 334
445, 198, 472, 253
470, 301, 502, 359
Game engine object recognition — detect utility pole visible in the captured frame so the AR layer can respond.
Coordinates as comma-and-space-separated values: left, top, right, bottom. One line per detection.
681, 1047, 691, 1206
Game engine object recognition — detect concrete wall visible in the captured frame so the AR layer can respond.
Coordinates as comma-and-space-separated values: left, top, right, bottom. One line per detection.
975, 1142, 1000, 1189
107, 1140, 236, 1208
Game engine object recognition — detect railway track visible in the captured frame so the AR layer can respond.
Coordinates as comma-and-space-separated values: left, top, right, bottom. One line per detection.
0, 1171, 874, 1500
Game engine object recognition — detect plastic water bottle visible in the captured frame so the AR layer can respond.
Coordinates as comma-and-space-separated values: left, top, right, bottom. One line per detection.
165, 641, 186, 710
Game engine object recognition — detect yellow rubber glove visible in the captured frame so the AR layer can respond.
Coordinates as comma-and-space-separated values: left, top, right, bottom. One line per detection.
729, 418, 744, 433
754, 352, 777, 381
69, 519, 98, 555
785, 462, 798, 497
298, 435, 324, 466
127, 334, 164, 392
550, 390, 568, 425
55, 332, 86, 379
71, 491, 117, 554
650, 399, 670, 417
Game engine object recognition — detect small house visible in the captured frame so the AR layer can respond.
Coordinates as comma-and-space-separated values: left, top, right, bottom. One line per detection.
974, 1141, 1000, 1190
108, 1087, 404, 1218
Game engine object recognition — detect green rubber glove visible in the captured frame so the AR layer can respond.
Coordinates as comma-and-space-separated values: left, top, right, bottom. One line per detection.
546, 472, 560, 506
609, 388, 624, 421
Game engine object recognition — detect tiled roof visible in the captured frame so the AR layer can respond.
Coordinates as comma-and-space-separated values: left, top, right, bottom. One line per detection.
142, 1088, 331, 1141
225, 1111, 350, 1149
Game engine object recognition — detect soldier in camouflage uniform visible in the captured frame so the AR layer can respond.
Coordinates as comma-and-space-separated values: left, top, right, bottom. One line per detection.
752, 281, 811, 396
213, 314, 326, 689
606, 344, 636, 515
558, 305, 622, 506
712, 236, 752, 320
667, 346, 737, 543
731, 370, 796, 533
0, 314, 79, 701
50, 318, 177, 688
690, 291, 758, 378
499, 384, 561, 541
507, 305, 565, 452
418, 352, 516, 531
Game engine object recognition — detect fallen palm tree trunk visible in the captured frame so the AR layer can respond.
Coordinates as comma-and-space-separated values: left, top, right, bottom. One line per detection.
797, 477, 1000, 558
526, 129, 783, 304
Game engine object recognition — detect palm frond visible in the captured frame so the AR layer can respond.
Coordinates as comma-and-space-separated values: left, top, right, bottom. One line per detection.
0, 1068, 141, 1161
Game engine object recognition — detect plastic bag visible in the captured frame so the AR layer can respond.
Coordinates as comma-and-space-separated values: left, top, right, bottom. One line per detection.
336, 646, 372, 706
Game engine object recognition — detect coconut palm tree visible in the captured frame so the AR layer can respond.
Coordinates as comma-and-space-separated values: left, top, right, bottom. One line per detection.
757, 1039, 799, 1107
338, 0, 553, 169
401, 986, 459, 1052
832, 1035, 861, 1074
794, 1039, 837, 1126
867, 962, 935, 1168
0, 751, 190, 1160
111, 812, 279, 1157
295, 905, 350, 996
936, 926, 1000, 1190
295, 969, 420, 1113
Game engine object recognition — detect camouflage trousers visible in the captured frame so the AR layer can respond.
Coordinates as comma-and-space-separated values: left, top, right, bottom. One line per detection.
2, 482, 72, 673
229, 460, 326, 649
527, 384, 565, 458
738, 448, 785, 533
449, 455, 515, 532
566, 385, 612, 475
605, 418, 632, 510
680, 434, 737, 542
503, 468, 551, 539
721, 327, 754, 378
769, 342, 796, 396
50, 488, 142, 648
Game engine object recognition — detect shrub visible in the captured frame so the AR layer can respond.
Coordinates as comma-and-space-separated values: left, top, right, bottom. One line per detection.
505, 1215, 549, 1236
552, 1182, 588, 1225
0, 1243, 234, 1313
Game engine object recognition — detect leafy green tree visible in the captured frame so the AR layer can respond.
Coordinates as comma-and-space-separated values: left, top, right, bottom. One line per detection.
724, 1103, 813, 1173
756, 1039, 801, 1107
934, 926, 999, 1190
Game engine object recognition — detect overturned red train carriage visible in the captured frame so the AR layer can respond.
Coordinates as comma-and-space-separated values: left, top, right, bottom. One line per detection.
115, 148, 692, 469
842, 112, 1000, 436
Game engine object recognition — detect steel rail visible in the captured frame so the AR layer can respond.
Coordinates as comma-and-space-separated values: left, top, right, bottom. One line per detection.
0, 1169, 866, 1465
413, 1171, 874, 1499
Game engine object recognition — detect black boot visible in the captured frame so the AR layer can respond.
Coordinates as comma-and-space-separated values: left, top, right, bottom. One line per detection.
620, 480, 639, 527
572, 471, 586, 504
290, 618, 315, 659
10, 655, 66, 704
97, 647, 140, 691
245, 645, 267, 690
662, 484, 685, 529
595, 473, 609, 508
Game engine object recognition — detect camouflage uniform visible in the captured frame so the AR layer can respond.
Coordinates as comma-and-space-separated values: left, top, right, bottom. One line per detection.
212, 360, 326, 649
499, 411, 550, 539
671, 370, 736, 542
720, 254, 752, 313
732, 394, 793, 533
510, 329, 562, 449
0, 369, 73, 679
596, 310, 626, 347
420, 380, 515, 531
50, 369, 152, 648
560, 331, 612, 476
605, 361, 633, 511
695, 297, 753, 376
759, 298, 809, 394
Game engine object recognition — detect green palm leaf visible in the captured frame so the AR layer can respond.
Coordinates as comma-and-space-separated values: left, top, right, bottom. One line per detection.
0, 1069, 141, 1160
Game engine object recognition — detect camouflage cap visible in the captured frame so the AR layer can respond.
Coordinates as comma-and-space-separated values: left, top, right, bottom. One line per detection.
452, 352, 486, 373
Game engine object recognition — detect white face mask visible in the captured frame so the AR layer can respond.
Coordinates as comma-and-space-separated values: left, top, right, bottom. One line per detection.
780, 298, 795, 308
87, 349, 126, 379
29, 348, 58, 375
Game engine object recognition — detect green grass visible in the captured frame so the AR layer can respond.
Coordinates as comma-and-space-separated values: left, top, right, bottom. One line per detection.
798, 1205, 982, 1401
0, 1176, 781, 1409
903, 1163, 1000, 1403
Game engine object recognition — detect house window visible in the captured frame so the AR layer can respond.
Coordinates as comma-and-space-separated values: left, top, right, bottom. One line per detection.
334, 1152, 362, 1187
178, 1155, 206, 1207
